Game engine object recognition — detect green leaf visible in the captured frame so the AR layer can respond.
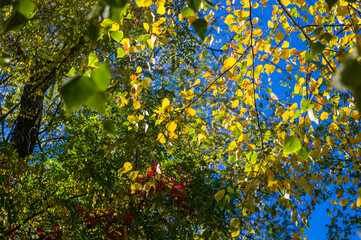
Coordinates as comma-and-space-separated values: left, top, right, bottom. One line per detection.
305, 52, 314, 62
117, 47, 125, 58
17, 0, 35, 17
87, 91, 106, 113
60, 75, 97, 111
284, 136, 302, 154
110, 30, 123, 42
110, 6, 123, 22
311, 42, 325, 55
0, 0, 35, 35
186, 0, 202, 12
333, 47, 361, 90
103, 119, 116, 133
192, 18, 208, 41
326, 0, 338, 8
181, 7, 194, 17
301, 99, 313, 113
322, 32, 334, 42
87, 21, 100, 42
88, 53, 99, 67
65, 67, 76, 76
92, 64, 111, 91
105, 0, 128, 7
313, 27, 323, 36
297, 147, 309, 160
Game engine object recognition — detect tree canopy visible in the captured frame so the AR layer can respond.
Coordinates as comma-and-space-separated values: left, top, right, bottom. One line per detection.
1, 0, 361, 239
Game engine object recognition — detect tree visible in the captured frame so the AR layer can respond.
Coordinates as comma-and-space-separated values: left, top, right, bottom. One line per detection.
1, 0, 361, 239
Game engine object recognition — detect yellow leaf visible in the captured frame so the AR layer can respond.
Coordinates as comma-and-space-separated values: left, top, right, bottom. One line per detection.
186, 107, 196, 116
157, 133, 166, 144
143, 23, 149, 31
282, 41, 289, 48
133, 101, 141, 109
281, 0, 291, 6
328, 122, 339, 134
127, 115, 139, 124
198, 133, 206, 142
224, 57, 237, 68
357, 197, 361, 207
231, 229, 240, 238
202, 72, 211, 78
282, 111, 290, 121
157, 4, 165, 14
320, 112, 329, 120
230, 218, 240, 228
131, 183, 142, 193
231, 99, 239, 108
214, 189, 225, 202
351, 110, 360, 120
166, 121, 177, 132
294, 84, 301, 94
265, 64, 275, 75
110, 22, 119, 31
192, 79, 201, 87
225, 14, 236, 25
180, 89, 194, 100
228, 141, 237, 151
136, 0, 153, 7
118, 162, 132, 176
88, 53, 99, 67
239, 10, 250, 19
317, 97, 327, 105
280, 49, 290, 59
162, 98, 170, 109
340, 199, 349, 207
275, 32, 285, 44
289, 103, 298, 110
136, 66, 142, 73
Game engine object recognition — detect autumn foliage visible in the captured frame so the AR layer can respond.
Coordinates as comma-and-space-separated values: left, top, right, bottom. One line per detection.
1, 0, 361, 239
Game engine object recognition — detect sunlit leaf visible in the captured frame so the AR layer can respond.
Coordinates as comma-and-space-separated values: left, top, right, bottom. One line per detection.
231, 229, 240, 238
284, 136, 302, 154
181, 7, 194, 17
157, 133, 166, 144
166, 121, 177, 132
110, 30, 124, 42
118, 162, 132, 176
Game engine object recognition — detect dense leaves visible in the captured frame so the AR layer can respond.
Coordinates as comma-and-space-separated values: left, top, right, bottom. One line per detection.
1, 0, 361, 239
